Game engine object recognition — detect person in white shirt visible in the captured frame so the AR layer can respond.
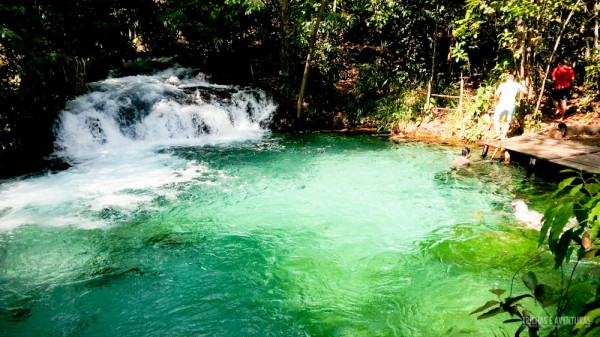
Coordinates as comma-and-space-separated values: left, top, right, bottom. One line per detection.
494, 74, 528, 139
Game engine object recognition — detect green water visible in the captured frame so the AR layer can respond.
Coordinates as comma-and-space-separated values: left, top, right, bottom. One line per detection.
0, 134, 564, 336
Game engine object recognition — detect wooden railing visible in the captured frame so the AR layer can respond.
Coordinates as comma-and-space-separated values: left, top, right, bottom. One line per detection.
426, 76, 493, 113
426, 76, 468, 113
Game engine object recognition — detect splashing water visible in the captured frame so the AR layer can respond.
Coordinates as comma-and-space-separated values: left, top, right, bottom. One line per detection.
0, 70, 563, 336
53, 68, 275, 163
0, 69, 275, 231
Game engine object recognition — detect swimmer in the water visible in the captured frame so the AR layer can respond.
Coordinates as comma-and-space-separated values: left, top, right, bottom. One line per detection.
511, 199, 544, 230
452, 147, 472, 169
511, 199, 578, 230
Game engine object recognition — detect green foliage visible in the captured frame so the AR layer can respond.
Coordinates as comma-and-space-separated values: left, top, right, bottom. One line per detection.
2, 0, 600, 171
224, 0, 266, 15
473, 172, 600, 336
541, 172, 600, 336
471, 267, 576, 335
453, 0, 578, 68
453, 83, 496, 141
304, 0, 467, 125
452, 0, 589, 116
539, 172, 599, 265
371, 86, 429, 133
470, 274, 555, 336
584, 51, 600, 97
159, 0, 270, 54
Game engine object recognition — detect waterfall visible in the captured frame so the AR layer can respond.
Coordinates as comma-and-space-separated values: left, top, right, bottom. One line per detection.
0, 68, 276, 231
53, 68, 276, 163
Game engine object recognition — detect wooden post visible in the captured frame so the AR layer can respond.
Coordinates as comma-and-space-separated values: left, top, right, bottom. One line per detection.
426, 80, 432, 110
427, 17, 438, 112
458, 73, 464, 112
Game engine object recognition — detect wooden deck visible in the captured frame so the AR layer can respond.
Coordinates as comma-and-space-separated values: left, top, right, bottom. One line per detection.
483, 134, 600, 172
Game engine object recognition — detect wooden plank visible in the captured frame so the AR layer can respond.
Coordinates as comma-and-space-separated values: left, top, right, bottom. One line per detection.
431, 107, 462, 111
482, 134, 600, 172
430, 95, 478, 101
484, 136, 600, 159
430, 94, 460, 99
430, 94, 493, 100
550, 153, 600, 172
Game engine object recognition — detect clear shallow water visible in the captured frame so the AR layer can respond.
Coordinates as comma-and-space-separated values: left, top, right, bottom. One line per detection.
0, 134, 561, 337
0, 70, 566, 336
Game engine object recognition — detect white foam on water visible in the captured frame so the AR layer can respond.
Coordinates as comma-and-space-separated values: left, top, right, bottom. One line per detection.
0, 152, 210, 230
0, 68, 276, 231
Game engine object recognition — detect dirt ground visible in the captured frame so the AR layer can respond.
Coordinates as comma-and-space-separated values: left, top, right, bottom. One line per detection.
396, 93, 600, 148
544, 109, 600, 147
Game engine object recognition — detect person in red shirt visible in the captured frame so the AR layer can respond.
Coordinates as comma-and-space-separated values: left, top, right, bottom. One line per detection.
551, 60, 575, 119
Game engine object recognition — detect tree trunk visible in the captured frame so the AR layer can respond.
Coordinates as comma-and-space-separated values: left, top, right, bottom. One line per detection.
279, 0, 291, 76
596, 2, 600, 51
446, 31, 455, 82
534, 0, 582, 115
515, 16, 532, 90
427, 20, 438, 110
595, 1, 600, 95
296, 0, 327, 122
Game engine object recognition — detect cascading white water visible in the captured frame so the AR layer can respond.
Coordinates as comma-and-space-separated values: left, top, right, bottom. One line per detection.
0, 68, 277, 231
53, 68, 276, 163
0, 69, 568, 336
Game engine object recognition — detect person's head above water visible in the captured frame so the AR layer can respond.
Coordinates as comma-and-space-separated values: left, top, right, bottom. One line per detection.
461, 147, 471, 157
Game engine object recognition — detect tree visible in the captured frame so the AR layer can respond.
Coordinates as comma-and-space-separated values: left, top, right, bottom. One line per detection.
297, 0, 328, 123
279, 0, 292, 76
0, 0, 164, 176
452, 0, 590, 132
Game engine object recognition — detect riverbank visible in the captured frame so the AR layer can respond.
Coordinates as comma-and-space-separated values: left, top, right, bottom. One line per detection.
391, 103, 600, 153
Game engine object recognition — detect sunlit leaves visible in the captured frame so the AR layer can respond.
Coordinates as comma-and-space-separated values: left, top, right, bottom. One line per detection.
557, 176, 578, 193
453, 0, 586, 83
584, 182, 600, 195
224, 0, 265, 15
575, 308, 600, 334
451, 41, 470, 63
475, 171, 600, 335
537, 172, 600, 334
0, 27, 22, 40
543, 173, 600, 263
365, 0, 398, 30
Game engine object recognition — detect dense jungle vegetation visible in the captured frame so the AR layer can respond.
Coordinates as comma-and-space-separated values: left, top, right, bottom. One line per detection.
3, 0, 600, 176
3, 1, 600, 335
